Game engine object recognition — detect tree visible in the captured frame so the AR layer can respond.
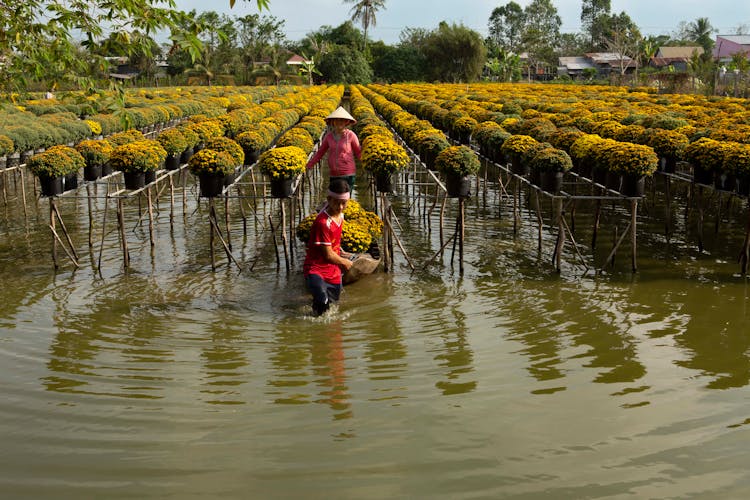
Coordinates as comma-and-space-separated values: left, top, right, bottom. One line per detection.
580, 0, 611, 50
371, 43, 427, 82
686, 17, 715, 58
487, 2, 525, 54
0, 0, 186, 92
318, 45, 373, 83
421, 22, 486, 82
250, 45, 300, 85
522, 0, 562, 80
603, 12, 641, 83
298, 54, 322, 85
343, 0, 386, 52
236, 14, 287, 83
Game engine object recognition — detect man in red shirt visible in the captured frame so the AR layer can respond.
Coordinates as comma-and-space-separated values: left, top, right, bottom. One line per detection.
303, 179, 354, 316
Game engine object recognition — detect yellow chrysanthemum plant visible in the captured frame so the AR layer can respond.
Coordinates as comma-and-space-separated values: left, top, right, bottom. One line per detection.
500, 134, 539, 173
605, 142, 659, 177
296, 199, 384, 254
257, 146, 307, 180
360, 135, 410, 177
76, 139, 113, 167
110, 140, 167, 173
27, 146, 83, 178
188, 149, 236, 176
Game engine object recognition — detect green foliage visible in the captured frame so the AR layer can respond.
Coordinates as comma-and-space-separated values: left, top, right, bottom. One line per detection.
435, 145, 481, 176
318, 45, 373, 84
421, 22, 486, 83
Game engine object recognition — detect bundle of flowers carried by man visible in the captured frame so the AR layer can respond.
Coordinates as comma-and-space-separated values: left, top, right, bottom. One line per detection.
296, 200, 383, 254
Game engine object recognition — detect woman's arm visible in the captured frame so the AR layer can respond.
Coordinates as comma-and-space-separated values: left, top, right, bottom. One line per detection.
306, 136, 330, 169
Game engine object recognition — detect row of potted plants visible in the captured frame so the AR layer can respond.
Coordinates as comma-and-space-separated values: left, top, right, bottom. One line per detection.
354, 85, 480, 198
368, 82, 750, 195
22, 85, 341, 195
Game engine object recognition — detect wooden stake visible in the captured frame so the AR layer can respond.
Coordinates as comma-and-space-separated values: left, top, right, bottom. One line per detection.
631, 199, 638, 272
209, 198, 216, 271
117, 197, 129, 268
147, 187, 155, 247
50, 198, 58, 269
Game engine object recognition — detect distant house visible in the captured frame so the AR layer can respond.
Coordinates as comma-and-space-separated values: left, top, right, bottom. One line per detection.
714, 35, 750, 63
557, 52, 636, 79
586, 52, 637, 74
557, 56, 595, 79
105, 56, 139, 81
650, 46, 703, 71
286, 54, 311, 67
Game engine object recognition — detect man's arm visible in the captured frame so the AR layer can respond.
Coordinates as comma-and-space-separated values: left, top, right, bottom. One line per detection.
323, 245, 353, 271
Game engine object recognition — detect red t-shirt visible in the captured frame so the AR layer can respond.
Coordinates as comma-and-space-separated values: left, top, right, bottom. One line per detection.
303, 208, 344, 284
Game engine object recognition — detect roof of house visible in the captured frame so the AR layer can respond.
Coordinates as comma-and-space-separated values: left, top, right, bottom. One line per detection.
286, 54, 310, 65
655, 46, 703, 59
717, 35, 750, 46
583, 52, 638, 69
558, 56, 595, 71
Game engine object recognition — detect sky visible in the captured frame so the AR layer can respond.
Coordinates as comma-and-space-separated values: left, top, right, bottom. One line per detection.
172, 0, 750, 45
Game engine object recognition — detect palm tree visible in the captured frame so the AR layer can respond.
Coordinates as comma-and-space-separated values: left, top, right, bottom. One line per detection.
250, 45, 300, 85
342, 0, 386, 51
686, 17, 715, 57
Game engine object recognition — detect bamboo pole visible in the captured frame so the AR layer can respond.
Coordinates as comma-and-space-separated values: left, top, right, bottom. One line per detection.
147, 187, 155, 247
225, 196, 232, 251
53, 201, 79, 262
50, 198, 58, 269
87, 184, 94, 248
209, 198, 216, 271
117, 197, 129, 268
631, 199, 638, 272
459, 197, 465, 274
280, 199, 290, 272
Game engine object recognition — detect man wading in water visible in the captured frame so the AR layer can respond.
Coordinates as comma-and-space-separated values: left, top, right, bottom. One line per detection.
303, 179, 354, 316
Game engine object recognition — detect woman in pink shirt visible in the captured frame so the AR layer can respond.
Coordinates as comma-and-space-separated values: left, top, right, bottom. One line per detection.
306, 106, 361, 192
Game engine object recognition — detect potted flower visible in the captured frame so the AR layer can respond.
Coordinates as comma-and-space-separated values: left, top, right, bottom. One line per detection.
0, 134, 13, 169
110, 139, 167, 190
76, 139, 113, 180
472, 121, 503, 158
451, 116, 478, 145
275, 127, 314, 154
176, 124, 200, 163
642, 128, 689, 173
605, 142, 658, 197
569, 134, 605, 179
45, 145, 86, 191
435, 145, 480, 198
360, 135, 410, 192
726, 143, 750, 195
500, 134, 538, 175
236, 130, 270, 165
415, 131, 450, 171
27, 147, 82, 196
482, 128, 512, 164
685, 137, 726, 186
204, 136, 245, 186
156, 129, 188, 170
188, 149, 235, 197
529, 147, 573, 194
257, 145, 308, 198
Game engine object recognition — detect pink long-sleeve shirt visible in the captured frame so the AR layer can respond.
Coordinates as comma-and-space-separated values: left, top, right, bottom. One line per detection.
306, 129, 361, 177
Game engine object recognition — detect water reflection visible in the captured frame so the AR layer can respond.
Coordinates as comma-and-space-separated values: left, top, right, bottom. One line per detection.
268, 317, 352, 419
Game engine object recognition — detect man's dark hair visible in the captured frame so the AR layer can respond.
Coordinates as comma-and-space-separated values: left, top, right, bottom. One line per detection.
328, 178, 350, 194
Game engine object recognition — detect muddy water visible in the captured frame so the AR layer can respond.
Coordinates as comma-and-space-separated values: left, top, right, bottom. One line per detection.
1, 163, 750, 499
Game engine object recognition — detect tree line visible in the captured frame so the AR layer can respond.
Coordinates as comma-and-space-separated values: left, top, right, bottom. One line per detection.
1, 0, 747, 94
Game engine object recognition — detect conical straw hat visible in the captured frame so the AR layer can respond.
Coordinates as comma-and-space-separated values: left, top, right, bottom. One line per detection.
325, 106, 356, 124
